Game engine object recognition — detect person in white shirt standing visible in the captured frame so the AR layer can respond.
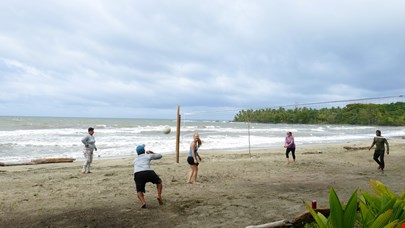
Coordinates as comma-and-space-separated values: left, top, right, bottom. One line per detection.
81, 127, 97, 174
134, 144, 163, 208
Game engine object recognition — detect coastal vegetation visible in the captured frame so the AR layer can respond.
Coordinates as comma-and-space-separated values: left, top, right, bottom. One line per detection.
304, 180, 405, 228
233, 102, 405, 126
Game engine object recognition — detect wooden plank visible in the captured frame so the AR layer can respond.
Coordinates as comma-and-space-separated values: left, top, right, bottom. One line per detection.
343, 146, 368, 150
245, 219, 290, 228
31, 158, 76, 164
0, 158, 76, 166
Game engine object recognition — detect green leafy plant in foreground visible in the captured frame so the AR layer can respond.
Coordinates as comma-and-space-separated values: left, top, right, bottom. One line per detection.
305, 188, 358, 228
305, 180, 405, 228
358, 180, 405, 227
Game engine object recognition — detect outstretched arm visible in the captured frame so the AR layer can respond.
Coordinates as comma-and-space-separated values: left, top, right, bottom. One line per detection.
369, 139, 376, 150
147, 150, 162, 159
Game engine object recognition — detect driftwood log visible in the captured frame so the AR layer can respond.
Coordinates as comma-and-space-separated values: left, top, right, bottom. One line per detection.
246, 208, 330, 228
343, 146, 369, 150
245, 219, 291, 228
0, 158, 76, 166
292, 208, 330, 227
30, 158, 76, 164
0, 161, 33, 166
301, 151, 323, 155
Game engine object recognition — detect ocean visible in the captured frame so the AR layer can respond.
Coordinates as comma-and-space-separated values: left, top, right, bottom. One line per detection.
0, 116, 404, 163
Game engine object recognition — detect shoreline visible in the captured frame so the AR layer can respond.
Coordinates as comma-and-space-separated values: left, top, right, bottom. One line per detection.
1, 139, 404, 227
1, 139, 402, 171
2, 138, 400, 165
0, 140, 363, 168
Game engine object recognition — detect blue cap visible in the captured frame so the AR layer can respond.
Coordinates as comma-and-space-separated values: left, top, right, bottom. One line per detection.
136, 144, 145, 155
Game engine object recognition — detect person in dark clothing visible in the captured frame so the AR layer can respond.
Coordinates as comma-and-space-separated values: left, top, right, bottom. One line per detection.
284, 131, 296, 164
368, 130, 389, 173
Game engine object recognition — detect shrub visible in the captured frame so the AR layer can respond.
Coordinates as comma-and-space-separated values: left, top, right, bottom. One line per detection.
305, 180, 405, 228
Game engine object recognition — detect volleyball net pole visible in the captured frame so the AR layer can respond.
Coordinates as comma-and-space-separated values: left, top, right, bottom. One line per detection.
176, 105, 181, 163
247, 111, 252, 158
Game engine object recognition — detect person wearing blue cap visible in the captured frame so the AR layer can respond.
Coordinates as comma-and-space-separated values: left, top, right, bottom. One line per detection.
134, 144, 163, 208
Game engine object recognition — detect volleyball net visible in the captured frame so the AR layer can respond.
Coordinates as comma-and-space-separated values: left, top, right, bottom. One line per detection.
174, 94, 404, 162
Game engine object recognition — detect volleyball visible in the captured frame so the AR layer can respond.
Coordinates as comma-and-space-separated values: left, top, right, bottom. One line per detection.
163, 126, 171, 134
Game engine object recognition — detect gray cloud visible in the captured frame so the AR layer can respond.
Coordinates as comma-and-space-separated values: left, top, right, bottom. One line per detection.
0, 0, 404, 119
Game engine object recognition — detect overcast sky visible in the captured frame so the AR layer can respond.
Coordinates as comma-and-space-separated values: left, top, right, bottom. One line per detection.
1, 1, 404, 120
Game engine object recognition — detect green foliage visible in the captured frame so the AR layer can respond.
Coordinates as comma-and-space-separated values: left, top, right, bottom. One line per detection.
359, 180, 405, 228
233, 102, 405, 126
304, 188, 358, 228
304, 222, 319, 228
305, 180, 405, 228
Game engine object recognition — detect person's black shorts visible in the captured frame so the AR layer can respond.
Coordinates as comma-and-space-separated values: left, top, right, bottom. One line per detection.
134, 170, 162, 193
187, 156, 199, 166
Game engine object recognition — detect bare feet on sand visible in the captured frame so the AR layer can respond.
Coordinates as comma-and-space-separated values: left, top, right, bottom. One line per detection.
80, 172, 92, 174
157, 197, 163, 205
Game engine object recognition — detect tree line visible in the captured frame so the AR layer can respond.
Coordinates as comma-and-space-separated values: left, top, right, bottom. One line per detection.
233, 102, 405, 126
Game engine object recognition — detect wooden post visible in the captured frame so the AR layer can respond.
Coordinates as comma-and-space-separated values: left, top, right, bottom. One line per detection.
176, 106, 181, 163
247, 110, 252, 158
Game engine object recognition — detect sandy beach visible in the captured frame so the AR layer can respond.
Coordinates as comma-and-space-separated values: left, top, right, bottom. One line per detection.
1, 140, 404, 227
